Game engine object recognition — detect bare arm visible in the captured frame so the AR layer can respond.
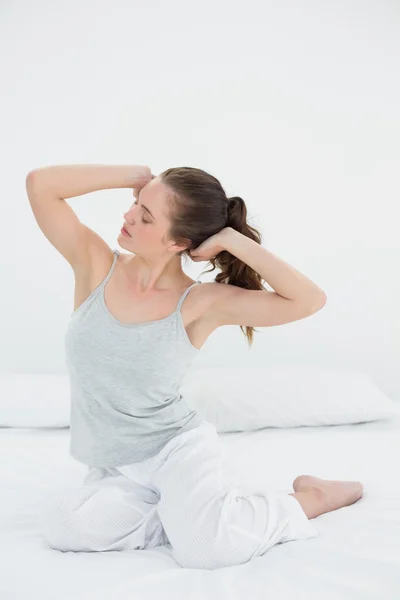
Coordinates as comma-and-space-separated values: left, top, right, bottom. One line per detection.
25, 164, 153, 270
26, 164, 152, 199
221, 227, 327, 302
208, 228, 327, 329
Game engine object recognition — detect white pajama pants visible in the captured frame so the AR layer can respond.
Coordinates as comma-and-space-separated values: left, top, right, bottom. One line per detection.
40, 421, 319, 569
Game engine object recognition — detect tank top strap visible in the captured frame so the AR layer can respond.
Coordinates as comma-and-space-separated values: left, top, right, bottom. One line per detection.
101, 248, 120, 288
176, 280, 202, 312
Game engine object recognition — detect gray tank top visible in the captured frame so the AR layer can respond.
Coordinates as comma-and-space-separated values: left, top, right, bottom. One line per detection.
65, 248, 205, 468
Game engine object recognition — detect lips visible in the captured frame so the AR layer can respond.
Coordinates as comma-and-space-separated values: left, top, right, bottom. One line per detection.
122, 226, 131, 236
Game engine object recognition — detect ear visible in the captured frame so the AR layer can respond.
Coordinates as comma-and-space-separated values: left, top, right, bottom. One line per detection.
170, 237, 192, 253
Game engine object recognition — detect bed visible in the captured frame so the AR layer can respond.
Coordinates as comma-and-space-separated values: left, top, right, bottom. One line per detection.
2, 412, 399, 599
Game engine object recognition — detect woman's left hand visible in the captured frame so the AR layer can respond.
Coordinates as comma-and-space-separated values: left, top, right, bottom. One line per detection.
190, 228, 232, 262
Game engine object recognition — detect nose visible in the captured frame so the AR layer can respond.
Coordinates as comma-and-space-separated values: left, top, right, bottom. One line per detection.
124, 205, 136, 223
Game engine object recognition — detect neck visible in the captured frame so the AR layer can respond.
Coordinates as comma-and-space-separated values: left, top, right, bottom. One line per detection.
125, 253, 186, 294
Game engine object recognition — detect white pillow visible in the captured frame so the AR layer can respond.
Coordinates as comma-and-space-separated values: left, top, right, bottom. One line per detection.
2, 367, 399, 431
0, 373, 70, 428
180, 366, 400, 432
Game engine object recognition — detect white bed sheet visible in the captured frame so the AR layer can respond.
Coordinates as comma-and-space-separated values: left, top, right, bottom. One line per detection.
1, 415, 400, 600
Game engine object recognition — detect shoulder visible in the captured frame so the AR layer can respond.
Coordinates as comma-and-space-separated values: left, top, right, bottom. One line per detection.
198, 280, 235, 301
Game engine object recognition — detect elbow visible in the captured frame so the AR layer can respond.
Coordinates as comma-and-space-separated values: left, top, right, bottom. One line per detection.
26, 170, 39, 190
26, 168, 48, 193
311, 293, 327, 312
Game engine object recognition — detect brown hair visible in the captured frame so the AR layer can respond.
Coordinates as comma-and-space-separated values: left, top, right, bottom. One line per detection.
159, 166, 266, 347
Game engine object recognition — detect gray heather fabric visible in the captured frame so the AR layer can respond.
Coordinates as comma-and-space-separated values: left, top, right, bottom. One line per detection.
65, 248, 205, 467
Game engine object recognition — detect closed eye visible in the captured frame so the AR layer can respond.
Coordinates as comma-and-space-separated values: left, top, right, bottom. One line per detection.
133, 200, 151, 224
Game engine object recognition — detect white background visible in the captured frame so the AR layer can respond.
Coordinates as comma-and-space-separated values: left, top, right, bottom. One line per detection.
2, 0, 399, 401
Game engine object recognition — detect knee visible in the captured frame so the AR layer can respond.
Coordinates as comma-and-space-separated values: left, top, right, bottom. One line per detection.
40, 488, 96, 552
40, 495, 72, 551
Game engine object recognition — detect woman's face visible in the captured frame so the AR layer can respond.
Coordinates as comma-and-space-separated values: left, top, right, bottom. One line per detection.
118, 179, 173, 255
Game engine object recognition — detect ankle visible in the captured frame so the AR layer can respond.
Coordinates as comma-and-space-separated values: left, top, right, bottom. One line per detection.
289, 488, 327, 519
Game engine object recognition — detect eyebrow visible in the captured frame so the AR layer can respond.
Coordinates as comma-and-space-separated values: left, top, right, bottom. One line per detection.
138, 191, 156, 221
142, 204, 155, 220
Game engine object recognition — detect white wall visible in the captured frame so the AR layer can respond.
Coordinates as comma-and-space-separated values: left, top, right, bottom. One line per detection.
2, 0, 399, 402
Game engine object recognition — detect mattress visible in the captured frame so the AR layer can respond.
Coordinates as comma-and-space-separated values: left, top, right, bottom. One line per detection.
1, 415, 400, 600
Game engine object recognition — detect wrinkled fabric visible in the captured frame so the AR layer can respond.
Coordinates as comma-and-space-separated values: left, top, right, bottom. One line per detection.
40, 421, 319, 569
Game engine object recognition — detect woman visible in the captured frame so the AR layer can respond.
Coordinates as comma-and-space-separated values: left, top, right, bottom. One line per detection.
26, 164, 363, 569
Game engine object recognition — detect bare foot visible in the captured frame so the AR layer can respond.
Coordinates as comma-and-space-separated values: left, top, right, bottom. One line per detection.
292, 474, 364, 513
